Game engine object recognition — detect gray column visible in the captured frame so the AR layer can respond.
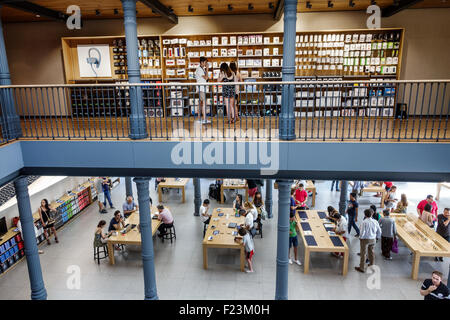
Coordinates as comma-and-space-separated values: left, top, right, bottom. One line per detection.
133, 177, 158, 300
339, 181, 348, 216
275, 179, 292, 300
279, 0, 297, 140
0, 9, 21, 140
14, 176, 47, 300
265, 179, 273, 219
121, 0, 147, 139
193, 178, 201, 216
125, 177, 133, 198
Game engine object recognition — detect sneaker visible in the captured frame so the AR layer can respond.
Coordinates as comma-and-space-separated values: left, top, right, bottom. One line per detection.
245, 270, 254, 273
101, 209, 108, 214
295, 260, 302, 266
110, 206, 115, 209
384, 257, 392, 261
355, 234, 360, 237
289, 259, 293, 264
38, 250, 44, 254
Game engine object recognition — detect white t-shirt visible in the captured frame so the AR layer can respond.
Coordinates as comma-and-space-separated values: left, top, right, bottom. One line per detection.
245, 212, 254, 229
336, 216, 348, 239
200, 205, 210, 223
243, 233, 254, 253
195, 66, 207, 92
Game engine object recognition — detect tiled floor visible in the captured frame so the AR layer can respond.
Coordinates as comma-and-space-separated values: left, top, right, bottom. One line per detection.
0, 179, 448, 300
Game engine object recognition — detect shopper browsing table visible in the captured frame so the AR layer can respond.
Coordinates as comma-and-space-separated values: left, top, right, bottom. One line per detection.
155, 205, 174, 237
379, 209, 397, 260
332, 213, 348, 258
355, 209, 381, 273
417, 195, 438, 218
235, 227, 254, 273
420, 271, 450, 300
195, 57, 209, 124
108, 210, 125, 232
294, 183, 308, 209
435, 208, 450, 262
122, 196, 138, 218
200, 199, 211, 237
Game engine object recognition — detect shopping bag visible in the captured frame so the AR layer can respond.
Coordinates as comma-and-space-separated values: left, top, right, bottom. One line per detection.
391, 238, 399, 254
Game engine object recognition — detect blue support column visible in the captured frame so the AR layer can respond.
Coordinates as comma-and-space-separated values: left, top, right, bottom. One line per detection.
0, 10, 21, 140
275, 179, 292, 300
134, 177, 158, 300
193, 178, 201, 216
279, 0, 297, 140
13, 176, 47, 300
121, 0, 147, 139
125, 177, 133, 198
339, 181, 348, 216
265, 179, 273, 219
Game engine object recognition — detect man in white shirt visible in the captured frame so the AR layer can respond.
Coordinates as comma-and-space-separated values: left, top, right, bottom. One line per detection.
195, 57, 209, 124
17, 219, 44, 254
355, 209, 381, 273
200, 199, 211, 236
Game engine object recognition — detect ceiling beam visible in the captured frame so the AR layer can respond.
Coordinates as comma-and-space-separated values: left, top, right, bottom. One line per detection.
273, 0, 285, 21
381, 0, 424, 17
1, 1, 67, 21
139, 0, 178, 24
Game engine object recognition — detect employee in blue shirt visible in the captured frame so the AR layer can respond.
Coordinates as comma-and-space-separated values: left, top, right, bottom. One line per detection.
355, 208, 381, 273
102, 177, 115, 209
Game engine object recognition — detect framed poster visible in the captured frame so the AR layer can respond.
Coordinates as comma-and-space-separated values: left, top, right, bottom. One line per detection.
77, 44, 112, 77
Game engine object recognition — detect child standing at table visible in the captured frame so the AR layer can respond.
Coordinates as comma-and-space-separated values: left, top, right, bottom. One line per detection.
288, 213, 302, 266
236, 227, 255, 273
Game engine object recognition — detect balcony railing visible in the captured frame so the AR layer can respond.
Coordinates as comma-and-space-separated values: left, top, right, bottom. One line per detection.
0, 80, 448, 144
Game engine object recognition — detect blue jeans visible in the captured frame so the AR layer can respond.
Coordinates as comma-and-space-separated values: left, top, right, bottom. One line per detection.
331, 180, 340, 191
103, 190, 113, 208
348, 214, 360, 236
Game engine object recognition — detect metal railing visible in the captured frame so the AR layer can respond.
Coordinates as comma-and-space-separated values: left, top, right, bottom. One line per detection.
0, 80, 449, 144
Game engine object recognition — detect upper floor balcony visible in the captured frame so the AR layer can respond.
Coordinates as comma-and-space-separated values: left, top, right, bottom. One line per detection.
1, 80, 449, 144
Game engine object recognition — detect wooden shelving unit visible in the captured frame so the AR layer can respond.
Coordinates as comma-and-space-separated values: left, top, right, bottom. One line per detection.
61, 28, 404, 119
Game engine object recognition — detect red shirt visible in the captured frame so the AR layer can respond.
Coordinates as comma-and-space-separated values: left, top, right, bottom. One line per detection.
295, 189, 308, 204
384, 181, 393, 188
417, 199, 438, 218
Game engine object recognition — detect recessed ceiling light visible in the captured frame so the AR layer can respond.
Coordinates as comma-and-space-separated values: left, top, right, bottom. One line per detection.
36, 14, 40, 18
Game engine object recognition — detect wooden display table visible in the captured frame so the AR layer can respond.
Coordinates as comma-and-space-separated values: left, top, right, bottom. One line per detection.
436, 182, 450, 201
202, 208, 246, 272
157, 178, 190, 203
350, 182, 387, 208
107, 206, 164, 265
392, 213, 450, 280
274, 180, 316, 207
220, 179, 248, 204
295, 209, 349, 275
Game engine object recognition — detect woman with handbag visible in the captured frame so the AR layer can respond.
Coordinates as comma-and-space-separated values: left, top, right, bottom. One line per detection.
38, 199, 59, 245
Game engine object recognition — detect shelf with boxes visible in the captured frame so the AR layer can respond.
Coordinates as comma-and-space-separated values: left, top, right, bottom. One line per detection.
0, 230, 24, 275
0, 179, 96, 276
295, 29, 404, 78
293, 76, 397, 117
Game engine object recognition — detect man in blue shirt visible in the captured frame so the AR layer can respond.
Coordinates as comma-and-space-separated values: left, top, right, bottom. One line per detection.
102, 177, 115, 209
355, 208, 381, 273
122, 196, 138, 218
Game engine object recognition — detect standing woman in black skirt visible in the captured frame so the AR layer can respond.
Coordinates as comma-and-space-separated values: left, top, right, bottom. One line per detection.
38, 199, 59, 244
218, 63, 236, 124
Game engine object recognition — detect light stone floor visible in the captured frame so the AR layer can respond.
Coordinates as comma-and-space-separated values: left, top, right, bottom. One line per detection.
0, 179, 448, 300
